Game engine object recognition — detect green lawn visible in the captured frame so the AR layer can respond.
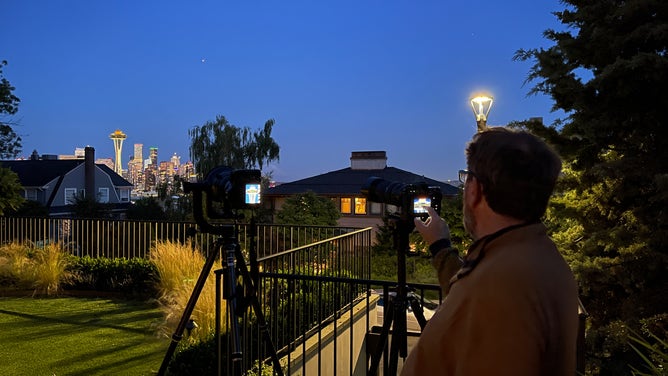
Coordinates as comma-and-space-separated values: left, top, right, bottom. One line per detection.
0, 296, 169, 376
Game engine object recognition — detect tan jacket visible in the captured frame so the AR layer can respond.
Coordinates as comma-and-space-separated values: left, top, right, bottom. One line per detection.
401, 223, 578, 376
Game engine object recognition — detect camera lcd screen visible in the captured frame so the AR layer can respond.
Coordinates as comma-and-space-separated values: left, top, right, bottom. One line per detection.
413, 197, 431, 214
244, 183, 261, 205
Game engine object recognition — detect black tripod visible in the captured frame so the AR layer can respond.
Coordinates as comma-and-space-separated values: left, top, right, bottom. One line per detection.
368, 217, 429, 376
157, 190, 283, 376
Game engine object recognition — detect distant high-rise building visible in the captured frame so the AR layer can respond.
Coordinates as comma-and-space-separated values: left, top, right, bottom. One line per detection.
180, 161, 196, 181
149, 147, 158, 166
58, 147, 87, 160
134, 143, 143, 161
170, 153, 180, 169
144, 147, 159, 191
96, 157, 114, 171
109, 129, 127, 175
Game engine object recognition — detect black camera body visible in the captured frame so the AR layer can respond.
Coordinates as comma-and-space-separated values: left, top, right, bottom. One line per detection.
361, 177, 442, 220
184, 166, 261, 219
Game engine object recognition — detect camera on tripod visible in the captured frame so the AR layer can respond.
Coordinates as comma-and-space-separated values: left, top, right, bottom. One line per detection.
361, 177, 442, 220
183, 166, 262, 219
161, 165, 283, 376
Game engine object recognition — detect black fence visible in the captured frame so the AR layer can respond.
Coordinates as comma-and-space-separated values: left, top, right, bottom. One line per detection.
215, 225, 443, 375
0, 216, 361, 259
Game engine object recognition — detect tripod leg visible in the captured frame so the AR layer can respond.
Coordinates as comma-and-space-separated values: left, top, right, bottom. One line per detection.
368, 297, 394, 376
224, 243, 243, 376
157, 241, 222, 376
388, 296, 408, 374
235, 247, 284, 376
408, 296, 428, 331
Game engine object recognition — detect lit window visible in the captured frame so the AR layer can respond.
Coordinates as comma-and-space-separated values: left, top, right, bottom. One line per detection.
354, 197, 367, 214
341, 198, 352, 214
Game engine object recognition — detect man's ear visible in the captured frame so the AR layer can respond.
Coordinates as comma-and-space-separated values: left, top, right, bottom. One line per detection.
468, 178, 484, 207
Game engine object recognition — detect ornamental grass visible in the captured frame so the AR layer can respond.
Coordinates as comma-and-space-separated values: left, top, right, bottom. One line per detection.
0, 241, 72, 295
151, 240, 224, 344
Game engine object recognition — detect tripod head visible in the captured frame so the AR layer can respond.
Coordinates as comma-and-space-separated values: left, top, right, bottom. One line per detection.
183, 166, 262, 236
184, 184, 236, 236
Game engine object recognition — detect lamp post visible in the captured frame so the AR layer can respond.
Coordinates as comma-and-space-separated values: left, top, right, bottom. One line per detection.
470, 95, 494, 132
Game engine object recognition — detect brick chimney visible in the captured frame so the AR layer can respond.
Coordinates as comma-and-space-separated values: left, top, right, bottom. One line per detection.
350, 151, 387, 170
85, 146, 95, 198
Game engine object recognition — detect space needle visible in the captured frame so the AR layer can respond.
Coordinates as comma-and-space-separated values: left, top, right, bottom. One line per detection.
109, 129, 127, 175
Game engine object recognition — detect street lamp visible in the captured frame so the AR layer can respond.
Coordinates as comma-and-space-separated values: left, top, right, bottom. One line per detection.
470, 95, 494, 132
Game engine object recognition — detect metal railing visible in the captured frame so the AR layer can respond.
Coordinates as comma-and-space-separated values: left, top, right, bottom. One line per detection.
220, 226, 444, 375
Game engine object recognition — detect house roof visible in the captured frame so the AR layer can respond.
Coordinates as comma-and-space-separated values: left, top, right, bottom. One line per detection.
0, 159, 133, 187
97, 164, 134, 187
264, 166, 459, 197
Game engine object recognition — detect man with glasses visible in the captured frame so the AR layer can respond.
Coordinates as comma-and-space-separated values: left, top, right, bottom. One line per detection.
402, 127, 578, 375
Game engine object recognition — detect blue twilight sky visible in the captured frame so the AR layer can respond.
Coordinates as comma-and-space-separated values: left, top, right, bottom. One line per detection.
2, 0, 567, 183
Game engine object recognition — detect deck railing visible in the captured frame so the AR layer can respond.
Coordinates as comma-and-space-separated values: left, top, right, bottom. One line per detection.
219, 225, 443, 375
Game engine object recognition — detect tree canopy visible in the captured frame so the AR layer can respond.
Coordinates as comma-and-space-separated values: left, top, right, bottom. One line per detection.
188, 116, 280, 178
0, 60, 24, 214
275, 191, 339, 226
0, 60, 22, 159
125, 197, 166, 221
0, 167, 24, 215
514, 0, 668, 373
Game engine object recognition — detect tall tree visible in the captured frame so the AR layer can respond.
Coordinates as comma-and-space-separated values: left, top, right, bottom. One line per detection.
514, 1, 668, 373
0, 60, 25, 214
0, 60, 22, 159
188, 116, 279, 177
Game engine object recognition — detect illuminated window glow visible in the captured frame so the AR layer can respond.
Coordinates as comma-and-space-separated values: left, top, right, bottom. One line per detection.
354, 197, 367, 215
341, 198, 352, 214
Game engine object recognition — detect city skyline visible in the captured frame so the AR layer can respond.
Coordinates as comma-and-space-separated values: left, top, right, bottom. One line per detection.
3, 1, 567, 183
30, 136, 188, 169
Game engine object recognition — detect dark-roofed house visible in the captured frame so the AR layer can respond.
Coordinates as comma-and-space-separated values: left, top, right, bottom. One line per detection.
1, 146, 133, 217
264, 151, 458, 236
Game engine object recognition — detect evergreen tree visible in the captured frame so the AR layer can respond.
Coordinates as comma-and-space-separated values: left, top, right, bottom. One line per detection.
0, 60, 25, 214
514, 1, 668, 372
0, 60, 22, 159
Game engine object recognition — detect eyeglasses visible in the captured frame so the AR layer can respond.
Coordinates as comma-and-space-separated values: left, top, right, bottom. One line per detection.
458, 169, 477, 184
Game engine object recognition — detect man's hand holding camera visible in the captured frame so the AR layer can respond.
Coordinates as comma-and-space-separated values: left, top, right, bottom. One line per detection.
414, 206, 453, 256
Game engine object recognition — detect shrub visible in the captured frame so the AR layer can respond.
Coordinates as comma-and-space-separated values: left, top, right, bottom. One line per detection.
67, 256, 158, 298
166, 335, 218, 376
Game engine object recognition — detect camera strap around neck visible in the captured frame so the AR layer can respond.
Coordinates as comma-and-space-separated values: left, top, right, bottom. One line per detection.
448, 221, 537, 288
